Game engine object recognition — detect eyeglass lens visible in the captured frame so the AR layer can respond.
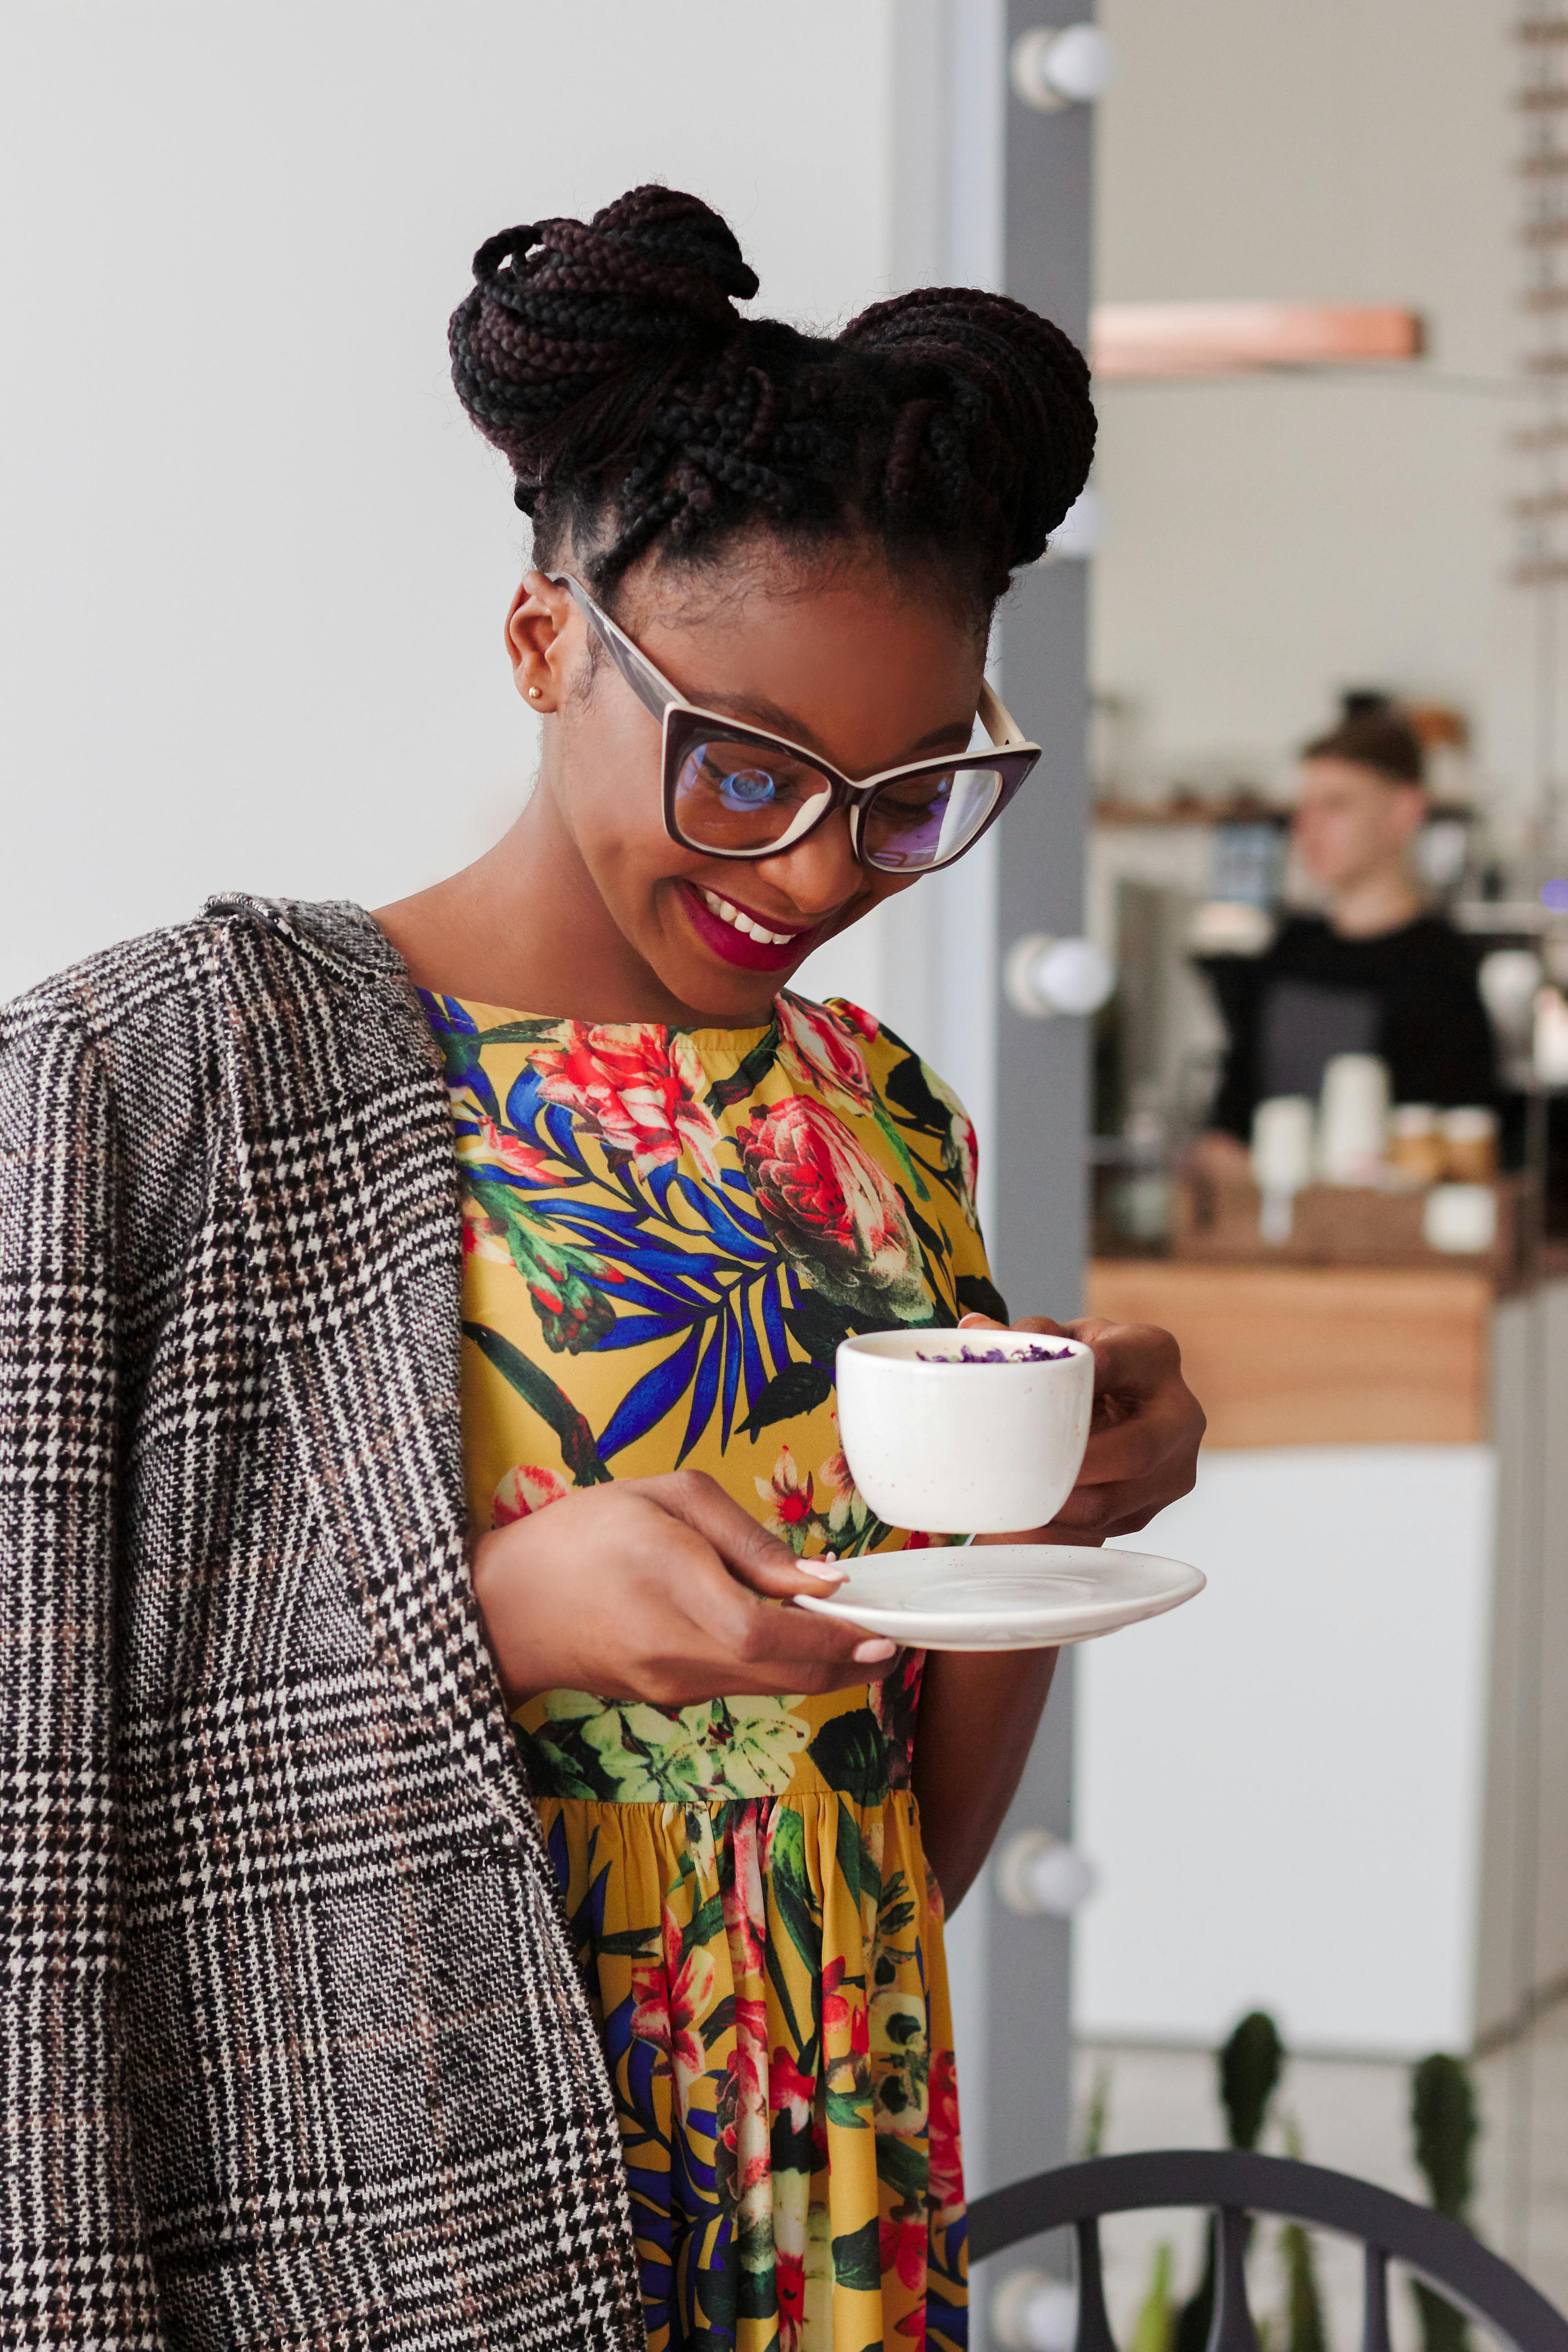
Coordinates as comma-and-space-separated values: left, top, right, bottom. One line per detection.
672, 733, 1006, 872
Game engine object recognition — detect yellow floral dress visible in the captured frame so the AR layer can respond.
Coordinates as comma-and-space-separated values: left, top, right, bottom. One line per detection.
420, 985, 1003, 2352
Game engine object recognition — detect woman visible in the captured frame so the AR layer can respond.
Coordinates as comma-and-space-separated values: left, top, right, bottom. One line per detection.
2, 186, 1202, 2350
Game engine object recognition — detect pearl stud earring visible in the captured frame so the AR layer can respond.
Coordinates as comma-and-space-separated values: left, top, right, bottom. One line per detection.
528, 685, 544, 701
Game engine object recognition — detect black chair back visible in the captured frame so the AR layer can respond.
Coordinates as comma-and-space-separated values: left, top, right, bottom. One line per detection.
970, 2150, 1568, 2352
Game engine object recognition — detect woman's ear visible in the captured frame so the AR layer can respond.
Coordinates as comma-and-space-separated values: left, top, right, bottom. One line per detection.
506, 571, 575, 712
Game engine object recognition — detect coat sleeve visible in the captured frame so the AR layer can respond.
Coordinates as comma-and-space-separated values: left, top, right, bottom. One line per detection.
0, 1001, 167, 2344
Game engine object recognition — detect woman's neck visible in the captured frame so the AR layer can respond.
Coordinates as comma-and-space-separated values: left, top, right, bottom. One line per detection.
376, 795, 703, 1025
1327, 866, 1425, 941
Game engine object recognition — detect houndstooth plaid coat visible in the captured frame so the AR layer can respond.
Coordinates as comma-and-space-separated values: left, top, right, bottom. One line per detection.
0, 896, 645, 2349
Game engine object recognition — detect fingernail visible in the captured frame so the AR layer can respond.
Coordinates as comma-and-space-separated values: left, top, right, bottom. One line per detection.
853, 1637, 897, 1662
799, 1557, 848, 1583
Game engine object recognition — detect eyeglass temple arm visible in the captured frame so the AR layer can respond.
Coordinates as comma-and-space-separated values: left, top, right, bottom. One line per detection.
978, 678, 1032, 751
546, 572, 671, 725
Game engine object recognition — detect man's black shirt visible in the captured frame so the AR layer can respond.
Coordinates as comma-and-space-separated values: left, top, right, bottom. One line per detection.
1200, 912, 1498, 1142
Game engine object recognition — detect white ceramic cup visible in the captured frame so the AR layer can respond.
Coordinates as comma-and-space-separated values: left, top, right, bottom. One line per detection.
834, 1328, 1096, 1536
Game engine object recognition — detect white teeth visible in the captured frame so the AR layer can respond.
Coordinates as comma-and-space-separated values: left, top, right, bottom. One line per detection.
700, 887, 794, 947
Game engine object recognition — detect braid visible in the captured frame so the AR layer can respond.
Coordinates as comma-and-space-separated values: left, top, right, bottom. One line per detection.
450, 185, 1095, 610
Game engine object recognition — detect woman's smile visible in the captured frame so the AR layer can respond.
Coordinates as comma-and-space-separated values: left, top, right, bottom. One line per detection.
677, 877, 826, 971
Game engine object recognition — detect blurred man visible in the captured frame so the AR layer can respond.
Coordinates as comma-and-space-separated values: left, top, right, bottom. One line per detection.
1197, 705, 1495, 1165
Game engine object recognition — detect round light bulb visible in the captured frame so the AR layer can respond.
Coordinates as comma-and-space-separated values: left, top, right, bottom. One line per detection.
1042, 23, 1116, 103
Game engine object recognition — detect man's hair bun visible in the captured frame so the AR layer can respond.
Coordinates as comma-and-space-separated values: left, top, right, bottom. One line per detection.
450, 183, 1096, 611
449, 185, 760, 510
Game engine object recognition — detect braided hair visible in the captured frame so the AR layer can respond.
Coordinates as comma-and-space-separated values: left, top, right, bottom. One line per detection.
449, 183, 1095, 617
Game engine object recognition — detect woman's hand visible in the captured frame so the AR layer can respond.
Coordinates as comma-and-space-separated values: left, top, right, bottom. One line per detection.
470, 1470, 896, 1708
960, 1309, 1204, 1544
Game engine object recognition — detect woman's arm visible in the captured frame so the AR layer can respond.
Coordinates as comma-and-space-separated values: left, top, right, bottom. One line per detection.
0, 1004, 168, 2344
911, 1313, 1205, 1909
911, 1648, 1059, 1911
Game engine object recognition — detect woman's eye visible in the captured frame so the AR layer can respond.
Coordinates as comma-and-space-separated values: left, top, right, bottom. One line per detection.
715, 766, 778, 811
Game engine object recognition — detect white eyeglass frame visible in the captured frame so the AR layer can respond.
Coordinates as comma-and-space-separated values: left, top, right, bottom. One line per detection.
544, 570, 1043, 874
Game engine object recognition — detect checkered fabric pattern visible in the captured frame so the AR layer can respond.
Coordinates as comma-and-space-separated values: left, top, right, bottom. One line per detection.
0, 897, 644, 2350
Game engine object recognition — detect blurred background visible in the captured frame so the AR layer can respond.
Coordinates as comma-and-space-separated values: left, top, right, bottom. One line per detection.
5, 4, 1566, 2348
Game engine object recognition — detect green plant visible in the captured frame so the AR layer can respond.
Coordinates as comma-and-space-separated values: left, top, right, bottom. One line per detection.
1410, 2054, 1480, 2352
1082, 2061, 1112, 2158
1279, 2119, 1328, 2352
1222, 2013, 1286, 2151
1175, 2014, 1287, 2352
1131, 2241, 1176, 2352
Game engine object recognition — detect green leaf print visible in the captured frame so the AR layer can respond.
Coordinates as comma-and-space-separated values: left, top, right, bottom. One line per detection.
834, 1798, 884, 1921
740, 1357, 833, 1441
700, 1994, 737, 2053
882, 1045, 957, 1139
703, 1024, 783, 1115
514, 1715, 618, 1800
875, 2131, 931, 2204
806, 1710, 888, 1808
956, 1270, 1010, 1324
830, 2215, 883, 2294
826, 2086, 872, 2132
595, 1925, 662, 1959
878, 1868, 917, 1945
474, 1018, 571, 1046
460, 1322, 612, 1487
782, 1287, 856, 1366
466, 1175, 617, 1353
682, 1891, 727, 1967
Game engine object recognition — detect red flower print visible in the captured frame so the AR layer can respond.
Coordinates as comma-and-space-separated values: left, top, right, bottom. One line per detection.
456, 1108, 551, 1186
755, 1445, 818, 1554
880, 2213, 929, 2294
735, 1095, 926, 1321
832, 998, 881, 1045
629, 1904, 717, 2106
769, 2047, 816, 2132
721, 1809, 768, 1981
530, 1024, 724, 1179
776, 2247, 805, 2339
491, 1462, 568, 1526
459, 1191, 511, 1265
776, 992, 872, 1112
927, 2046, 965, 2215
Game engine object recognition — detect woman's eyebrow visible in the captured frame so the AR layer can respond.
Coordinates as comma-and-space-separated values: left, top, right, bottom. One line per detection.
683, 687, 976, 765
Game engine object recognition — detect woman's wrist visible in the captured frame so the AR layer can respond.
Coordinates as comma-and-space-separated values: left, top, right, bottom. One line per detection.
471, 1523, 565, 1706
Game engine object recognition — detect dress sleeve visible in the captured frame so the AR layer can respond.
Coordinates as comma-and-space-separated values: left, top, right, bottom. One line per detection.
842, 1002, 1011, 1325
0, 1005, 165, 2343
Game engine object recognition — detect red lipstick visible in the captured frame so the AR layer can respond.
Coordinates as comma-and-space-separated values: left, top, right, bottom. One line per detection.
679, 881, 820, 973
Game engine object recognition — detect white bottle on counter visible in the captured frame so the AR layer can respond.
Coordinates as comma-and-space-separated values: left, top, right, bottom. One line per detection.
1317, 1053, 1390, 1186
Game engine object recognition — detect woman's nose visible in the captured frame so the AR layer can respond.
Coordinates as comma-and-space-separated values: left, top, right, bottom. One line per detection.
758, 808, 863, 917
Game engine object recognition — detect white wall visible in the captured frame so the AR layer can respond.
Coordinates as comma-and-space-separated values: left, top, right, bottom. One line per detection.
1076, 1446, 1494, 2056
0, 0, 897, 1002
1089, 0, 1529, 826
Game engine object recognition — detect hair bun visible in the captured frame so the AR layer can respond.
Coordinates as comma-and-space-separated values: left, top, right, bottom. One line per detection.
842, 286, 1095, 565
450, 186, 759, 505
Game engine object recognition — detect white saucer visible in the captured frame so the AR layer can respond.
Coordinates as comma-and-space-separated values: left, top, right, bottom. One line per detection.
794, 1544, 1205, 1651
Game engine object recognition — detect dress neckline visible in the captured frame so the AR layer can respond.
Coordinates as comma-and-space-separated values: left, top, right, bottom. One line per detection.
416, 986, 779, 1060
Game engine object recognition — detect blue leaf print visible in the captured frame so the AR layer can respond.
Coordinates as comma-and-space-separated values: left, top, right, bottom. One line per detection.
597, 1325, 703, 1460
760, 1263, 789, 1368
677, 1323, 725, 1465
719, 1312, 742, 1448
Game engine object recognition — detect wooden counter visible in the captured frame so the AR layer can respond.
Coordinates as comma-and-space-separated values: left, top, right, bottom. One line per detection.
1087, 1258, 1494, 1448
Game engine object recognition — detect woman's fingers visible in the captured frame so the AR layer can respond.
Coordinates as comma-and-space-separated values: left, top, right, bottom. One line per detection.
645, 1477, 896, 1690
644, 1468, 849, 1596
959, 1309, 1204, 1539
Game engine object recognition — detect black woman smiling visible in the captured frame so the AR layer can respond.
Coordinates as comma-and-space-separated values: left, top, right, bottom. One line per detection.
0, 185, 1203, 2352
